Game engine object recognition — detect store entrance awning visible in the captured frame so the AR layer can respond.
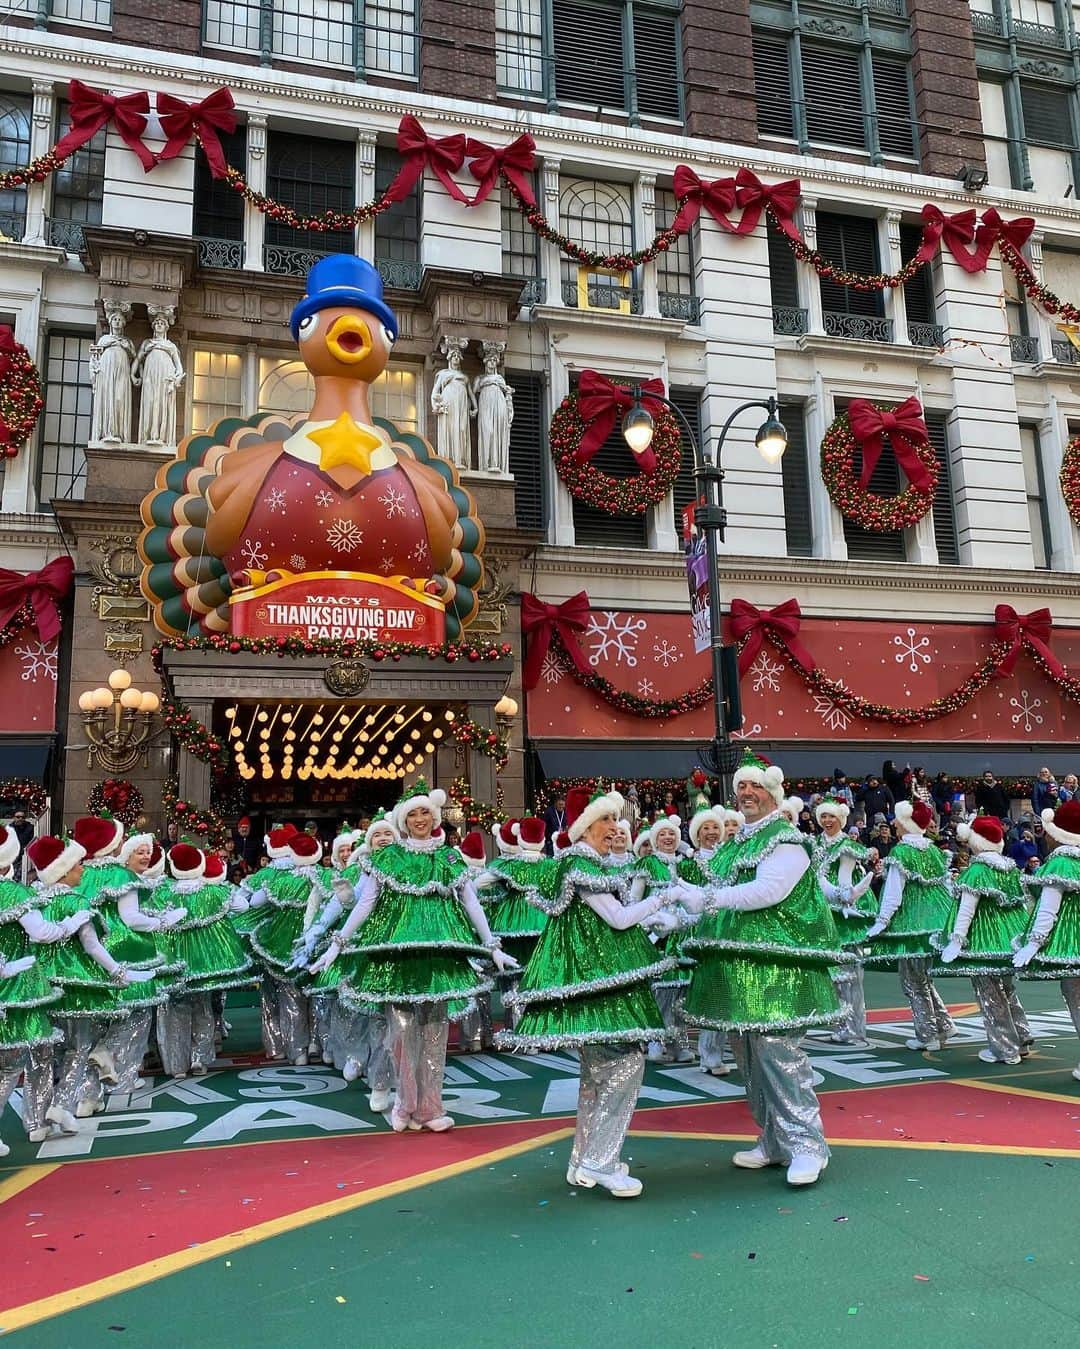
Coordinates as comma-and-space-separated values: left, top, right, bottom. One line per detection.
0, 736, 53, 783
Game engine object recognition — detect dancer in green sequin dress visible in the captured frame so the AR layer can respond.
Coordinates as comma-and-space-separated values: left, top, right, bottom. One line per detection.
305, 826, 363, 1068
684, 806, 740, 1076
812, 796, 879, 1045
604, 820, 635, 877
631, 815, 694, 1065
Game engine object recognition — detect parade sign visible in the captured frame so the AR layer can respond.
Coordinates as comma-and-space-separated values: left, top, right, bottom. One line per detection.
229, 571, 446, 644
682, 502, 710, 655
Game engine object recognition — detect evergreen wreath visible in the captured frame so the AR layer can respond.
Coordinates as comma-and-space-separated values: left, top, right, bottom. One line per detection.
0, 328, 44, 458
820, 406, 938, 534
550, 389, 681, 516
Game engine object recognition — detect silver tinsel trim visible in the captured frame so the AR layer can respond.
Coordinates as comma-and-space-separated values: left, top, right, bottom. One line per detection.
930, 961, 1015, 977
348, 938, 491, 958
81, 860, 139, 901
0, 895, 39, 922
527, 863, 627, 918
337, 980, 493, 1020
952, 879, 1024, 907
492, 925, 545, 938
0, 1025, 64, 1049
681, 936, 854, 964
975, 853, 1016, 873
1021, 871, 1080, 896
680, 1007, 845, 1033
31, 882, 80, 903
247, 931, 305, 968
0, 986, 61, 1010
503, 955, 677, 1007
494, 1026, 672, 1051
171, 904, 237, 931
881, 855, 951, 885
815, 839, 871, 868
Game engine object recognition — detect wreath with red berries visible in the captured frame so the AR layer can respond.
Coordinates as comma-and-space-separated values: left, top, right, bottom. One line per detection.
0, 327, 44, 459
1062, 435, 1080, 530
87, 778, 145, 827
0, 777, 48, 820
550, 389, 682, 516
820, 407, 938, 534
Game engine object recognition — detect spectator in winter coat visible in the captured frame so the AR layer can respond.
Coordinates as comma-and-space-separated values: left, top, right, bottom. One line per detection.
860, 775, 895, 821
830, 770, 855, 808
1032, 768, 1059, 816
931, 772, 952, 818
882, 760, 909, 802
974, 771, 1010, 822
1059, 773, 1079, 803
1008, 829, 1040, 870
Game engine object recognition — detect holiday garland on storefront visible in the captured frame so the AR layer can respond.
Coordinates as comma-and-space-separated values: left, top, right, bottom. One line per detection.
1062, 435, 1080, 530
820, 398, 938, 533
448, 777, 507, 830
151, 633, 513, 673
87, 778, 144, 827
535, 777, 713, 811
0, 778, 48, 819
449, 717, 510, 770
0, 328, 44, 458
160, 779, 229, 847
0, 602, 34, 651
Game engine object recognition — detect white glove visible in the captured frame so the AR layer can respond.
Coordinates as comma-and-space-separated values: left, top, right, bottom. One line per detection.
646, 909, 683, 936
492, 948, 521, 974
123, 968, 156, 985
230, 894, 249, 913
0, 953, 37, 977
864, 919, 888, 940
939, 939, 962, 964
309, 944, 339, 974
63, 910, 93, 935
161, 906, 188, 928
1012, 941, 1040, 969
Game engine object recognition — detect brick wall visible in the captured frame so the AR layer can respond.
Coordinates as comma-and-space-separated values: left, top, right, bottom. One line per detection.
419, 0, 497, 102
908, 0, 986, 177
112, 0, 203, 55
681, 0, 758, 147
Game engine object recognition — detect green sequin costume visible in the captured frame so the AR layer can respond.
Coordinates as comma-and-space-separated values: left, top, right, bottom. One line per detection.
247, 865, 328, 976
335, 841, 493, 1020
682, 815, 846, 1033
494, 845, 673, 1051
0, 878, 61, 1049
634, 852, 691, 989
307, 863, 360, 997
480, 855, 551, 966
78, 858, 172, 972
1017, 847, 1080, 978
152, 876, 255, 994
863, 837, 953, 968
931, 854, 1027, 976
812, 834, 879, 947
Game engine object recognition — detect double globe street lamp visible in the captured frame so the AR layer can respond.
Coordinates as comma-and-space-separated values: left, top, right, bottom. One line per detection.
622, 389, 788, 798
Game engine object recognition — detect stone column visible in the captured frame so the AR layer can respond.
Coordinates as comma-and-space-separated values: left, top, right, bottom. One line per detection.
355, 129, 377, 261
24, 80, 55, 245
635, 174, 660, 319
242, 114, 267, 272
798, 197, 825, 337
178, 699, 213, 806
807, 373, 847, 560
883, 210, 910, 346
539, 157, 564, 309
907, 0, 985, 177
466, 702, 497, 805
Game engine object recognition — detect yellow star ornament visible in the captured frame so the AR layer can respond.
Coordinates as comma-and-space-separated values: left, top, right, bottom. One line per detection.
310, 412, 384, 474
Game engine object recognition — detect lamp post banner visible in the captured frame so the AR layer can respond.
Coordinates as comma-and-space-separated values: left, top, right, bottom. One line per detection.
682, 502, 710, 656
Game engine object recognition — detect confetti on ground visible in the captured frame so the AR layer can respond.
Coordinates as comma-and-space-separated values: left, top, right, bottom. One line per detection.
914, 1274, 930, 1282
690, 1252, 703, 1259
848, 1307, 859, 1316
834, 1216, 848, 1223
335, 1296, 346, 1304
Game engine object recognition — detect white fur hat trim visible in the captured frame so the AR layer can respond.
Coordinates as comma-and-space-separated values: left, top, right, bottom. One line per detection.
392, 787, 447, 836
35, 839, 87, 886
814, 799, 850, 827
1042, 807, 1080, 848
568, 791, 625, 844
732, 760, 785, 805
119, 832, 155, 867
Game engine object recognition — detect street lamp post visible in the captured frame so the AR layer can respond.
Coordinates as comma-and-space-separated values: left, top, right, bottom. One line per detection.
623, 390, 787, 800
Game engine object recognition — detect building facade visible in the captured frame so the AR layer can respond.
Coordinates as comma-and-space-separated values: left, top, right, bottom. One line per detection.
1, 0, 1079, 830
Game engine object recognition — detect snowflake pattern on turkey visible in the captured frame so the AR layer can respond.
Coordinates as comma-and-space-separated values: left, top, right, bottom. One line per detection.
326, 518, 364, 553
378, 484, 407, 519
240, 537, 268, 569
637, 677, 657, 698
540, 651, 566, 685
13, 639, 58, 682
813, 681, 851, 733
749, 652, 785, 695
892, 627, 932, 674
263, 488, 287, 514
652, 639, 682, 669
410, 539, 429, 564
587, 612, 647, 667
1009, 691, 1044, 734
314, 489, 335, 508
378, 555, 397, 575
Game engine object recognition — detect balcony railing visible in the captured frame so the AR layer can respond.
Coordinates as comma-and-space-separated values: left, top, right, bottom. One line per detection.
824, 311, 893, 342
1051, 339, 1080, 365
659, 292, 701, 324
971, 10, 1003, 36
45, 218, 88, 252
0, 211, 26, 242
772, 305, 808, 336
197, 236, 244, 268
907, 321, 944, 348
1010, 334, 1040, 363
561, 281, 644, 315
511, 276, 546, 306
1012, 18, 1065, 47
375, 258, 422, 291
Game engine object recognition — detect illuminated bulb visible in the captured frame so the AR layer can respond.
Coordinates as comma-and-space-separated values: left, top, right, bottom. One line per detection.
311, 732, 321, 743
421, 711, 432, 722
365, 714, 376, 726
312, 714, 324, 726
257, 710, 268, 722
281, 765, 293, 780
108, 669, 132, 691
93, 687, 114, 709
261, 765, 273, 779
444, 711, 455, 723
78, 691, 95, 712
281, 711, 292, 723
225, 707, 236, 720
424, 742, 435, 753
120, 688, 142, 710
333, 731, 344, 742
230, 725, 242, 738
432, 728, 443, 740
284, 730, 296, 742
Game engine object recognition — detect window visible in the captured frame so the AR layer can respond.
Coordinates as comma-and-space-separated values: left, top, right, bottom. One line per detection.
779, 402, 812, 557
900, 223, 939, 344
671, 387, 704, 526
38, 332, 93, 503
497, 0, 545, 96
1019, 424, 1052, 570
502, 173, 542, 298
374, 148, 420, 289
257, 355, 419, 431
840, 398, 904, 562
632, 7, 681, 121
1021, 81, 1072, 150
752, 33, 794, 139
559, 178, 638, 312
817, 213, 889, 339
48, 100, 105, 252
549, 0, 681, 122
803, 43, 863, 150
655, 189, 698, 322
768, 221, 804, 333
925, 412, 958, 565
506, 371, 546, 530
194, 125, 246, 266
49, 0, 111, 21
873, 55, 915, 159
571, 373, 648, 546
0, 93, 31, 242
203, 1, 417, 79
190, 349, 243, 434
265, 132, 354, 272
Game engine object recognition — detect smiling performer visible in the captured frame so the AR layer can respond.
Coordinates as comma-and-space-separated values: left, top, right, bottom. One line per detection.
686, 805, 741, 1076
631, 814, 695, 1065
812, 796, 878, 1045
679, 750, 845, 1187
495, 787, 676, 1199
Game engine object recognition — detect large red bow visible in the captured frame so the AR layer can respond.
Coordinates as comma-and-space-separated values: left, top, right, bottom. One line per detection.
978, 207, 1036, 257
521, 591, 592, 691
728, 167, 803, 242
0, 556, 74, 643
670, 166, 736, 234
847, 397, 933, 491
156, 88, 237, 178
729, 598, 817, 676
993, 604, 1065, 680
53, 79, 155, 172
576, 371, 664, 472
386, 115, 470, 205
465, 133, 536, 207
921, 204, 987, 273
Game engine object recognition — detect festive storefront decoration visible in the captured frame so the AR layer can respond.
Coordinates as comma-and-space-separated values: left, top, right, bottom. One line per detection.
448, 716, 510, 769
0, 327, 44, 457
151, 632, 512, 672
535, 777, 713, 812
0, 557, 73, 643
1062, 436, 1080, 530
0, 778, 48, 819
730, 598, 817, 678
87, 778, 145, 827
160, 779, 229, 847
448, 777, 507, 830
159, 689, 230, 774
521, 591, 592, 691
820, 401, 937, 533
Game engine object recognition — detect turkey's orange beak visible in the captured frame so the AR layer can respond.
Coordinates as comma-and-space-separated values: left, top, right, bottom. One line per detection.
325, 314, 374, 366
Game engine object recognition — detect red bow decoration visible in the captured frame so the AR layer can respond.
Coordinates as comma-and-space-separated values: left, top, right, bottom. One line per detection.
920, 204, 988, 273
670, 166, 736, 234
386, 115, 470, 205
729, 598, 817, 677
847, 397, 933, 491
156, 88, 236, 178
993, 604, 1065, 680
53, 80, 155, 172
521, 591, 592, 691
0, 556, 74, 643
465, 133, 536, 207
576, 371, 664, 472
978, 207, 1036, 257
722, 167, 803, 242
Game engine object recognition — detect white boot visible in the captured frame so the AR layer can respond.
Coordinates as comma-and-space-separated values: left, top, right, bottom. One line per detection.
75, 1098, 105, 1118
0, 1139, 9, 1157
422, 1114, 455, 1132
368, 1088, 394, 1113
978, 1048, 1020, 1065
786, 1154, 828, 1186
342, 1057, 361, 1082
1072, 1066, 1080, 1082
28, 1127, 51, 1143
906, 1037, 941, 1051
46, 1105, 79, 1135
571, 1163, 642, 1198
89, 1046, 118, 1085
732, 1144, 778, 1170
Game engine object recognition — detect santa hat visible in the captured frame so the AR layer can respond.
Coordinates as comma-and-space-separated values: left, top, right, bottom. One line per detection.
514, 817, 546, 854
289, 832, 322, 865
633, 824, 653, 857
203, 852, 227, 881
780, 796, 803, 827
612, 820, 633, 849
1042, 801, 1080, 848
266, 823, 298, 859
732, 749, 786, 806
552, 829, 572, 857
457, 831, 487, 868
391, 777, 447, 835
688, 807, 726, 848
0, 825, 19, 873
168, 842, 205, 881
814, 795, 850, 828
492, 819, 520, 857
364, 809, 398, 848
956, 815, 1004, 855
119, 832, 155, 867
73, 815, 125, 859
721, 806, 746, 830
895, 799, 934, 835
143, 842, 165, 883
650, 814, 682, 853
27, 834, 86, 886
331, 826, 363, 864
237, 816, 251, 829
567, 786, 625, 844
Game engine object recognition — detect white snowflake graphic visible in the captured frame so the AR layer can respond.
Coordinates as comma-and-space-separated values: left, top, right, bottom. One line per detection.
410, 540, 430, 564
540, 651, 566, 685
315, 489, 335, 508
379, 556, 397, 575
637, 677, 657, 698
240, 537, 268, 569
326, 518, 364, 554
892, 627, 932, 674
750, 651, 785, 695
13, 639, 57, 682
813, 681, 851, 733
1009, 690, 1044, 734
263, 488, 287, 514
732, 722, 763, 741
587, 612, 647, 667
378, 484, 407, 519
288, 553, 307, 571
652, 638, 682, 669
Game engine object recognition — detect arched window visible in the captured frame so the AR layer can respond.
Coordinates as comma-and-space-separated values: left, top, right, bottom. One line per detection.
558, 178, 639, 312
0, 94, 32, 240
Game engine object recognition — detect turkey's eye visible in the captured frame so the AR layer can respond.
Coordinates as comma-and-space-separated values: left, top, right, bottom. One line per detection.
298, 314, 320, 339
382, 325, 395, 347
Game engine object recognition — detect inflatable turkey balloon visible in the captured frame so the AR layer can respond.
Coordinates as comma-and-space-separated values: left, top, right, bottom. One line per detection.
138, 255, 485, 642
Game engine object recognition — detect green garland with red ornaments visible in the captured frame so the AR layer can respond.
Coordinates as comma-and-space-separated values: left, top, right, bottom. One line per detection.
0, 603, 34, 651
448, 777, 507, 831
820, 404, 938, 533
0, 328, 44, 458
0, 778, 48, 820
449, 717, 510, 770
161, 779, 229, 848
1062, 435, 1080, 531
151, 633, 513, 673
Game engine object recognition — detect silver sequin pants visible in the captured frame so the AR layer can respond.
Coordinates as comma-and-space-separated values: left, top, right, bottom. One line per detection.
730, 1031, 829, 1164
649, 986, 690, 1059
157, 994, 216, 1077
832, 963, 867, 1042
898, 957, 955, 1044
260, 973, 309, 1062
1001, 976, 1032, 1044
388, 1002, 449, 1124
52, 1017, 104, 1113
457, 992, 494, 1051
1060, 977, 1080, 1065
698, 1029, 729, 1071
971, 975, 1024, 1060
310, 993, 334, 1062
570, 1044, 645, 1175
99, 1009, 153, 1091
0, 1044, 53, 1136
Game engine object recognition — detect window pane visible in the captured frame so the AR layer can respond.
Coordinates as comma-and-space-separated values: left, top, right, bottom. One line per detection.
496, 0, 545, 94
190, 349, 244, 433
38, 332, 92, 503
559, 178, 634, 309
1019, 423, 1051, 569
1021, 81, 1072, 147
752, 32, 794, 138
633, 8, 681, 121
925, 412, 958, 565
375, 148, 419, 266
51, 0, 112, 21
506, 371, 547, 530
900, 223, 934, 325
817, 213, 884, 317
803, 44, 864, 150
655, 188, 695, 301
502, 173, 541, 280
0, 93, 31, 240
370, 366, 419, 433
266, 131, 355, 256
365, 0, 417, 77
552, 0, 626, 111
840, 399, 904, 560
780, 402, 812, 557
194, 126, 247, 242
204, 0, 261, 51
873, 55, 915, 158
273, 0, 351, 67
